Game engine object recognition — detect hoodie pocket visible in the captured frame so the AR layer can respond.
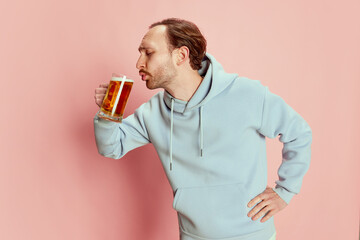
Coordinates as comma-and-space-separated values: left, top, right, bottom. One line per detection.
173, 183, 264, 239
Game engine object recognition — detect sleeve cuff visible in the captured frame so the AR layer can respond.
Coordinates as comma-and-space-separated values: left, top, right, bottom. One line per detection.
94, 112, 122, 131
94, 111, 117, 123
273, 185, 296, 204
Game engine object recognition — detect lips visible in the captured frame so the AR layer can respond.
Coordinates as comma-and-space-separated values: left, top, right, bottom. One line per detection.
139, 71, 150, 81
140, 73, 146, 81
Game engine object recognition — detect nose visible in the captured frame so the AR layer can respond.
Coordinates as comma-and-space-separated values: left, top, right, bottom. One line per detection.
136, 55, 145, 70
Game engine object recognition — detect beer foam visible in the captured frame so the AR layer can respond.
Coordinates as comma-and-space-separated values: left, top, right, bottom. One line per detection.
111, 77, 134, 82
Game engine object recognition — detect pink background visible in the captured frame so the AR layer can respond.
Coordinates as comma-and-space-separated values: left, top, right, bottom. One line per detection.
1, 0, 359, 239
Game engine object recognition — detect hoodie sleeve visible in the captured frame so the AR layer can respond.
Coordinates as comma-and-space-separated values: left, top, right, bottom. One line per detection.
93, 103, 150, 159
257, 86, 312, 204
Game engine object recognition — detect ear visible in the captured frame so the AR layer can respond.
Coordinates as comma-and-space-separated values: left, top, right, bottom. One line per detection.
176, 46, 190, 66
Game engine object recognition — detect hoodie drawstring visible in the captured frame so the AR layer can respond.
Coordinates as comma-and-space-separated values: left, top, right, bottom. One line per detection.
200, 106, 204, 157
170, 98, 174, 171
169, 99, 204, 171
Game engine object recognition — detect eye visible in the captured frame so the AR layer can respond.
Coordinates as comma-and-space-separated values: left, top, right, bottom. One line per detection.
146, 51, 153, 56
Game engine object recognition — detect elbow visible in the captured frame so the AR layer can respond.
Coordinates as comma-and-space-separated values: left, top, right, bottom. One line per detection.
94, 135, 123, 160
95, 143, 123, 160
98, 149, 122, 160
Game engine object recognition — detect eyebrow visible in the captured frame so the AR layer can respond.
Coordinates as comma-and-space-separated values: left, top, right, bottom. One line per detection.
138, 46, 152, 52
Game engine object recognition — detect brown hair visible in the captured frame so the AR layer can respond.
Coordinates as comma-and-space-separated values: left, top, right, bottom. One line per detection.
149, 18, 207, 70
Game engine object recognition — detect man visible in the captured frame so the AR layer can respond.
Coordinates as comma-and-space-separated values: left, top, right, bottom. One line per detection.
94, 18, 312, 240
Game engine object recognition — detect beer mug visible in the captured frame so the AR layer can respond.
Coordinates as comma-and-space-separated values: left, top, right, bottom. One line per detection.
97, 73, 134, 122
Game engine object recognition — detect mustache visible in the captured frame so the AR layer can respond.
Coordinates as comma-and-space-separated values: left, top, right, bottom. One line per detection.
139, 70, 152, 76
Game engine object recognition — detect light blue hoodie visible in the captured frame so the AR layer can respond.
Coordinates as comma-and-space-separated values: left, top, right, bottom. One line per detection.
94, 53, 312, 240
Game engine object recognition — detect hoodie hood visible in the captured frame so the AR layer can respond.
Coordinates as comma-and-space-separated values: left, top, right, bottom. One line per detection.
163, 53, 238, 113
163, 53, 239, 170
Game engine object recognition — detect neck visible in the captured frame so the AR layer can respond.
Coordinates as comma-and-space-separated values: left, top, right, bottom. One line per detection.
165, 71, 203, 102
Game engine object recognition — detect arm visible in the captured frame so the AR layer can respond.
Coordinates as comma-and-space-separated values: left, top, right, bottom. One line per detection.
94, 104, 151, 159
94, 83, 150, 159
248, 86, 312, 221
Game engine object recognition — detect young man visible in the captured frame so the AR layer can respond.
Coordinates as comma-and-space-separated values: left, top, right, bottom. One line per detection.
94, 18, 312, 240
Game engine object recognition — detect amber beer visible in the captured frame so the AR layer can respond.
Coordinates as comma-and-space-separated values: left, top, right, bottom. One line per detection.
97, 73, 133, 122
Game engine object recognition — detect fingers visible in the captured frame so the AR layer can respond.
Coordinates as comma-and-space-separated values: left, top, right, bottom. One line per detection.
95, 96, 104, 108
247, 196, 261, 208
247, 199, 270, 219
99, 83, 109, 88
248, 202, 278, 222
95, 84, 109, 94
247, 187, 287, 223
247, 187, 274, 208
95, 88, 107, 94
260, 209, 276, 223
251, 205, 274, 222
94, 83, 109, 107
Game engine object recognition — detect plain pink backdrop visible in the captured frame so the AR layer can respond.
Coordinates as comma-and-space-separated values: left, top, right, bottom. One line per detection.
1, 0, 359, 239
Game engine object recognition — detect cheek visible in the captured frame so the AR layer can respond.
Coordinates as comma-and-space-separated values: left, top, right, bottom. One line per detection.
148, 58, 162, 71
146, 58, 156, 70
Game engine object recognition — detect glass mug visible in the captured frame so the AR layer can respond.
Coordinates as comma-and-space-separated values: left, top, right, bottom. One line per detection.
97, 73, 134, 122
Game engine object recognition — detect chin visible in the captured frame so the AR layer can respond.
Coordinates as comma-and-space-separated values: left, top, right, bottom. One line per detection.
146, 81, 157, 90
145, 78, 161, 89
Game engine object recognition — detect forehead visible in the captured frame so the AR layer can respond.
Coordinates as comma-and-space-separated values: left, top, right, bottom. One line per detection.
138, 25, 168, 51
